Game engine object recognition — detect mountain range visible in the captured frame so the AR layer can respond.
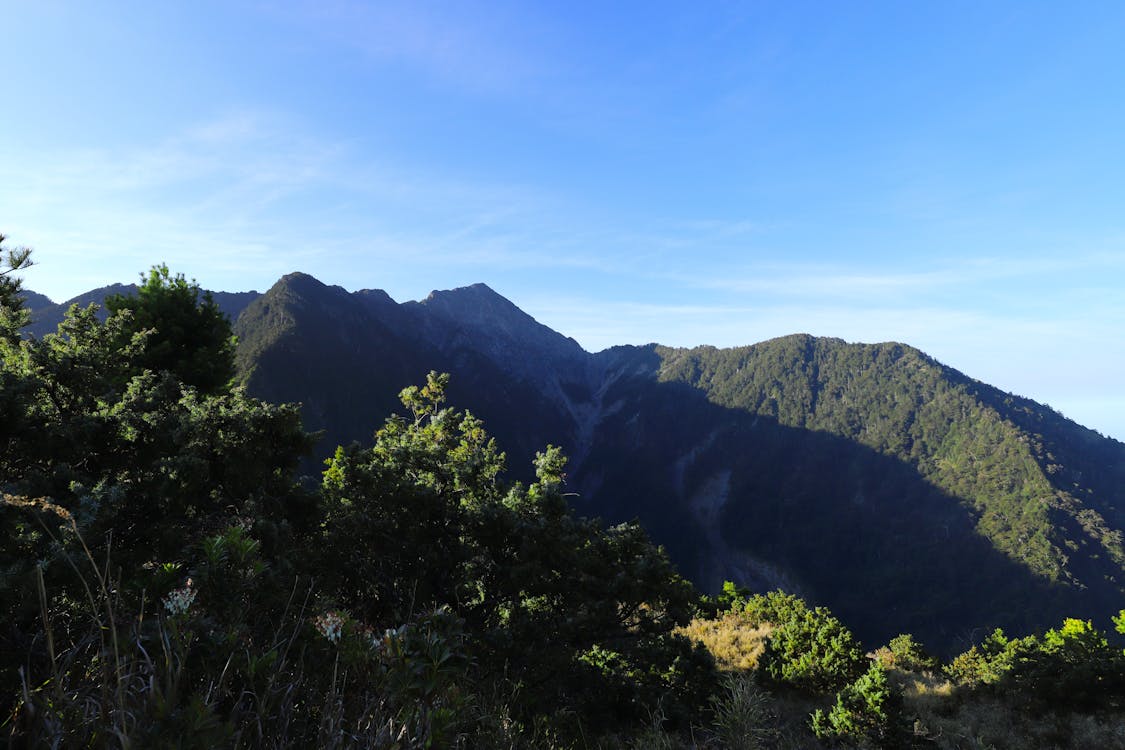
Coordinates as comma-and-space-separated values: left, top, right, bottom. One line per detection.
23, 274, 1125, 653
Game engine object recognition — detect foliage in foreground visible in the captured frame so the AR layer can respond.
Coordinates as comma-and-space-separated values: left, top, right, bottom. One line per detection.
670, 583, 1125, 749
810, 662, 907, 748
1, 260, 715, 746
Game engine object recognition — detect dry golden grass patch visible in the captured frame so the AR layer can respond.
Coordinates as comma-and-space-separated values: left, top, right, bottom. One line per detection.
896, 676, 1125, 750
676, 613, 773, 672
898, 670, 953, 708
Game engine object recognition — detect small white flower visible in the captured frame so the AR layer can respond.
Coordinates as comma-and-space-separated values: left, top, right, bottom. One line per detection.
314, 611, 345, 643
163, 578, 197, 616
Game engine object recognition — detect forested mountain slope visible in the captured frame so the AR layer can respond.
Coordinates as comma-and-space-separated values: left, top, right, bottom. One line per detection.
654, 337, 1125, 592
233, 273, 584, 473
575, 338, 1125, 650
26, 276, 1125, 653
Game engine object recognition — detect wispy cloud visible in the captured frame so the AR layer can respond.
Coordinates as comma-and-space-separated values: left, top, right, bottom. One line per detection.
1, 111, 629, 300
3, 114, 341, 292
676, 252, 1125, 303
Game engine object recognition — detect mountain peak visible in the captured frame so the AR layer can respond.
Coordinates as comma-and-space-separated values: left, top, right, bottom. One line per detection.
18, 289, 55, 312
421, 282, 517, 314
430, 281, 496, 296
416, 282, 584, 356
276, 271, 334, 294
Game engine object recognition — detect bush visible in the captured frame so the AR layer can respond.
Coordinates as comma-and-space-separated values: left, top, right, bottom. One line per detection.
751, 594, 866, 693
810, 662, 909, 748
1005, 618, 1125, 712
944, 628, 1025, 687
946, 618, 1125, 714
874, 633, 940, 673
738, 590, 808, 627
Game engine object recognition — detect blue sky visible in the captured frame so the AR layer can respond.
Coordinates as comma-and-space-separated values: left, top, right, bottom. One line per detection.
4, 1, 1125, 440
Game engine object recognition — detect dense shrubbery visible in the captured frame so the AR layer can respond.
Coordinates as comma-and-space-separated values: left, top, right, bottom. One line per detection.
873, 633, 939, 673
316, 371, 716, 738
0, 260, 716, 746
723, 589, 867, 694
680, 585, 1125, 748
942, 617, 1125, 714
810, 662, 907, 748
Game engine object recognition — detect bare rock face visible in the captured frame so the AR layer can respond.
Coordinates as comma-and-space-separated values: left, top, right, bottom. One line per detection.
404, 283, 590, 392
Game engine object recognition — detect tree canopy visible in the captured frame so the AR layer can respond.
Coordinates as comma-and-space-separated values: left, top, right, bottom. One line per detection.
105, 264, 237, 394
0, 234, 34, 341
2, 263, 717, 746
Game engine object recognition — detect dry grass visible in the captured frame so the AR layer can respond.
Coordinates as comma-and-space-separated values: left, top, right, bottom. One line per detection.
677, 614, 773, 672
897, 672, 1125, 750
897, 669, 954, 712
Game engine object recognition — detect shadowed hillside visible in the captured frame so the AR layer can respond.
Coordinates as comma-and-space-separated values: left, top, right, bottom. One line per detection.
24, 275, 1125, 653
